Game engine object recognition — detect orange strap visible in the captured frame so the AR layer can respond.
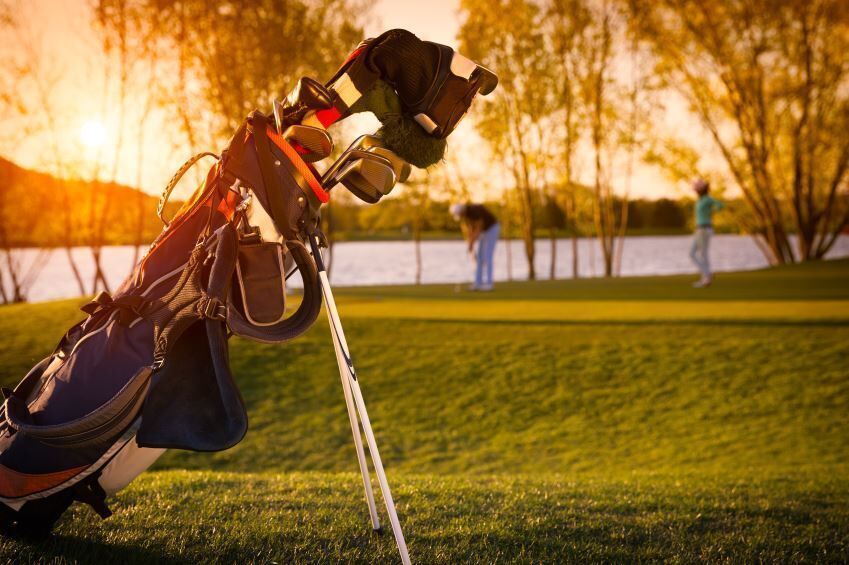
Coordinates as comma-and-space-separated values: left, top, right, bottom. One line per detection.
265, 126, 329, 204
0, 463, 86, 499
216, 187, 241, 220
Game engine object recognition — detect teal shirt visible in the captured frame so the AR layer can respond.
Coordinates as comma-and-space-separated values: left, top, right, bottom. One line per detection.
695, 195, 724, 227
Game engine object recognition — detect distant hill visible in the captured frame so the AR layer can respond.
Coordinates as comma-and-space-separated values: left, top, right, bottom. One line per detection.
0, 156, 170, 247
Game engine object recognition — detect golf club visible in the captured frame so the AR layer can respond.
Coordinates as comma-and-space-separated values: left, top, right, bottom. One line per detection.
321, 135, 411, 203
280, 124, 333, 163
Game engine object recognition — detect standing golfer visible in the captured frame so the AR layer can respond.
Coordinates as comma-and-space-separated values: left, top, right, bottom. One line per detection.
690, 179, 724, 287
450, 203, 500, 291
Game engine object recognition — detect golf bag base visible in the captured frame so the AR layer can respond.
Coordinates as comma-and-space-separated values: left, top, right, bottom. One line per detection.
0, 473, 108, 539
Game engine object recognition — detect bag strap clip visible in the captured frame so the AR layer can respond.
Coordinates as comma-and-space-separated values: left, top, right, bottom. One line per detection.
198, 295, 226, 321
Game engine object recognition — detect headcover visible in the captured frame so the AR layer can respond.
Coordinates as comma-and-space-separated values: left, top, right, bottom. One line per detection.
282, 30, 497, 155
327, 29, 498, 140
271, 29, 498, 198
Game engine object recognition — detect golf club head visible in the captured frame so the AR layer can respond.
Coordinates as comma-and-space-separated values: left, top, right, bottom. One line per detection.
273, 76, 333, 134
281, 124, 333, 163
321, 135, 411, 203
357, 135, 412, 183
339, 156, 397, 204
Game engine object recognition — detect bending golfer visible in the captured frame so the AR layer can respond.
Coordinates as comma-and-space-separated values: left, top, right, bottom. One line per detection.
690, 179, 724, 288
450, 203, 500, 291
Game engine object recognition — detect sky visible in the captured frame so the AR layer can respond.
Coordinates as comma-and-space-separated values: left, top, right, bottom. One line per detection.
0, 0, 683, 200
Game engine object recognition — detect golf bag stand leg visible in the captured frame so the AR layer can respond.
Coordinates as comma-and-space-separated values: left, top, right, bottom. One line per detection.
332, 317, 381, 531
309, 235, 411, 565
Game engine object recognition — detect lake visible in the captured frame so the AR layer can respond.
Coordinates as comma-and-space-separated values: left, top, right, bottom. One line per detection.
3, 234, 849, 303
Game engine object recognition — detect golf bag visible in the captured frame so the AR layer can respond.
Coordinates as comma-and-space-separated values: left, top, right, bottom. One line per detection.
0, 28, 495, 563
0, 111, 327, 535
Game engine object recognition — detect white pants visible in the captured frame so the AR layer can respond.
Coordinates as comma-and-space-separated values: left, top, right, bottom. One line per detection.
690, 227, 713, 279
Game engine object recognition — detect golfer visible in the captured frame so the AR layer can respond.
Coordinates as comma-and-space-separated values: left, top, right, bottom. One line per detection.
450, 203, 500, 291
690, 179, 724, 287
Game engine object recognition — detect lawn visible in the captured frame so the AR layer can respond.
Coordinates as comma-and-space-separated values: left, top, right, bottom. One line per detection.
1, 260, 848, 563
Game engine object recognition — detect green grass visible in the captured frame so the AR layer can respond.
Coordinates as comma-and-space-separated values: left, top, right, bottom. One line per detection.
1, 260, 848, 562
8, 472, 848, 563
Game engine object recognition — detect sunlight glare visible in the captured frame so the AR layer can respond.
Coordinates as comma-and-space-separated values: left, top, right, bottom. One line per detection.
80, 120, 107, 148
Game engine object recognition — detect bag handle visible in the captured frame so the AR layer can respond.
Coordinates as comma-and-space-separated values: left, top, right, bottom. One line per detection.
157, 152, 220, 226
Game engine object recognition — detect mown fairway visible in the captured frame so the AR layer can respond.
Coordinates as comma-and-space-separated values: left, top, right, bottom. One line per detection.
1, 260, 848, 563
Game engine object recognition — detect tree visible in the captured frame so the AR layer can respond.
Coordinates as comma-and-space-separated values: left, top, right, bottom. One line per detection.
0, 1, 87, 295
95, 0, 165, 271
547, 0, 593, 279
0, 159, 52, 303
582, 0, 628, 277
629, 0, 849, 263
459, 0, 557, 280
541, 194, 567, 278
96, 0, 370, 281
121, 0, 369, 146
398, 176, 432, 285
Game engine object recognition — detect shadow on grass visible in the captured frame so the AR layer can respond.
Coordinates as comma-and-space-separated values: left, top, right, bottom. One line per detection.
4, 472, 848, 563
11, 534, 190, 565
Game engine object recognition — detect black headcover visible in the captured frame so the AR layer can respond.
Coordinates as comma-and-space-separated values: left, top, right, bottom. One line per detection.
317, 29, 499, 168
359, 29, 498, 139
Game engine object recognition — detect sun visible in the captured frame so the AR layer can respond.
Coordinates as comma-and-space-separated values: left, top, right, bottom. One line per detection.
79, 120, 107, 148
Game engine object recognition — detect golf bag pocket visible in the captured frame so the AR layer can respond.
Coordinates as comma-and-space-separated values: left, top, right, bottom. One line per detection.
235, 241, 287, 326
7, 316, 155, 449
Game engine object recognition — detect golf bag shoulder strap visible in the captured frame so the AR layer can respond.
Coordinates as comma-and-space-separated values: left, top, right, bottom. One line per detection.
247, 112, 296, 239
264, 124, 328, 206
146, 225, 237, 367
244, 113, 326, 229
136, 223, 248, 451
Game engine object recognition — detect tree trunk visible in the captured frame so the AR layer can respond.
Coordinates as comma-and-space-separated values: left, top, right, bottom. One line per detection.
571, 235, 579, 279
1, 249, 22, 303
568, 191, 579, 279
414, 224, 422, 285
131, 64, 156, 272
613, 198, 629, 277
520, 185, 536, 280
0, 262, 8, 304
549, 225, 556, 280
504, 209, 513, 281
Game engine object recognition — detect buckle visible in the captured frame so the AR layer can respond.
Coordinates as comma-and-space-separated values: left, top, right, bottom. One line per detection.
198, 295, 226, 320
